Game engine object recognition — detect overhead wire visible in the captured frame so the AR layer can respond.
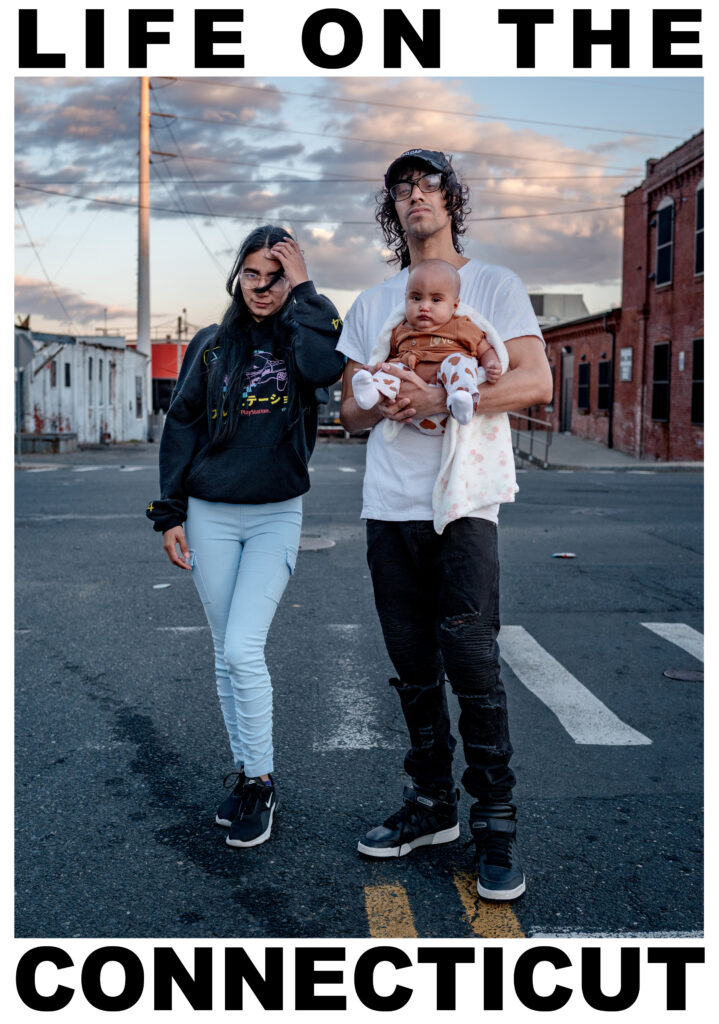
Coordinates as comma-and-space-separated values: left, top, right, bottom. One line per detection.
163, 111, 643, 172
149, 126, 227, 276
16, 177, 625, 206
151, 84, 237, 255
15, 183, 625, 224
168, 77, 687, 141
15, 198, 76, 331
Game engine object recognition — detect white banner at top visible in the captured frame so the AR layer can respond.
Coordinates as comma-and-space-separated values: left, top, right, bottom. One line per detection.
11, 0, 707, 77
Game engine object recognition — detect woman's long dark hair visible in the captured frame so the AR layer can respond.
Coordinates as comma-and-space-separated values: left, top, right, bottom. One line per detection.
207, 225, 296, 446
375, 161, 471, 268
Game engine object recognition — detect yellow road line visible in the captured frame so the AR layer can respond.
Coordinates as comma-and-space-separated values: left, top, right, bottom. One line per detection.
364, 883, 418, 938
453, 871, 525, 938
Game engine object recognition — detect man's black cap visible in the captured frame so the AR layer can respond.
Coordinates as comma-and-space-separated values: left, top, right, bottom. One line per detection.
384, 149, 453, 188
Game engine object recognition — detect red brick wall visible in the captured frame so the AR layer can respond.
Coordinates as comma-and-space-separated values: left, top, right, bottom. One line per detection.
543, 133, 703, 462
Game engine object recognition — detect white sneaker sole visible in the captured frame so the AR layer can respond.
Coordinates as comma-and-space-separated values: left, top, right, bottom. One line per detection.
357, 823, 460, 858
215, 815, 232, 828
226, 802, 276, 848
476, 875, 526, 901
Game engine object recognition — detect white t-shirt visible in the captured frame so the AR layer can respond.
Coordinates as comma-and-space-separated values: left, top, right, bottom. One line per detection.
337, 258, 543, 523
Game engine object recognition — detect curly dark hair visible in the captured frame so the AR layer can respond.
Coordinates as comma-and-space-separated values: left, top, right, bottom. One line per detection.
375, 159, 471, 268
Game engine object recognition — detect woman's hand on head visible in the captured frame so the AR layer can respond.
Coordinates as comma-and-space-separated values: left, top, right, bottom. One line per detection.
269, 237, 309, 289
163, 525, 192, 570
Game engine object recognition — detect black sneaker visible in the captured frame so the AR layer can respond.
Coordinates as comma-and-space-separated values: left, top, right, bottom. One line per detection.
215, 770, 246, 827
226, 778, 277, 848
357, 786, 460, 858
471, 812, 526, 900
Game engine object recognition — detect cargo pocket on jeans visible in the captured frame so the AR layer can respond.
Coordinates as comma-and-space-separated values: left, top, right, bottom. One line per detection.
262, 545, 297, 605
188, 549, 212, 605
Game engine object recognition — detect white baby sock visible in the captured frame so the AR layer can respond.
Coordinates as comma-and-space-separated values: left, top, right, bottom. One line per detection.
447, 390, 475, 426
352, 369, 381, 410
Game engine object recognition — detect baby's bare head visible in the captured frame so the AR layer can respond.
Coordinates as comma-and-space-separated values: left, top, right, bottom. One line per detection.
407, 260, 460, 299
405, 260, 461, 331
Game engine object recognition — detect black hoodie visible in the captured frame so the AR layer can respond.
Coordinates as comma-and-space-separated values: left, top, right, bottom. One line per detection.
146, 281, 344, 532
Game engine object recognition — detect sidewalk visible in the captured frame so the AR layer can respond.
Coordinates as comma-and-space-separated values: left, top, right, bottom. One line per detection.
14, 433, 703, 473
536, 432, 703, 472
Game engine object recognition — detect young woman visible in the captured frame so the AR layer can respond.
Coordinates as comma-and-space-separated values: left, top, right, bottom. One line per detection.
146, 225, 343, 848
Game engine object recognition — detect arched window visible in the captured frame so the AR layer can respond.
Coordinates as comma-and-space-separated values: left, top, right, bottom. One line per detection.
695, 178, 704, 276
655, 196, 674, 287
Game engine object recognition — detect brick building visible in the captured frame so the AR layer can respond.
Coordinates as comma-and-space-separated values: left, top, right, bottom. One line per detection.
543, 132, 703, 461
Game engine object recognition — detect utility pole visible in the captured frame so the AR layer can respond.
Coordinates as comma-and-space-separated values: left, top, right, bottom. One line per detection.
137, 76, 152, 436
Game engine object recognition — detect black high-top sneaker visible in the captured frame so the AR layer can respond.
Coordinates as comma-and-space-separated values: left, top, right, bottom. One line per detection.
470, 804, 525, 900
215, 770, 246, 827
226, 777, 277, 848
358, 786, 460, 857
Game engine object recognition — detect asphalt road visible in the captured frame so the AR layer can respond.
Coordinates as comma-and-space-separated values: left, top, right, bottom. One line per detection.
14, 442, 703, 939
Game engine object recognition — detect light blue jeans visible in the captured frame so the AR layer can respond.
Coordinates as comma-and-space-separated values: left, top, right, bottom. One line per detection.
184, 495, 302, 777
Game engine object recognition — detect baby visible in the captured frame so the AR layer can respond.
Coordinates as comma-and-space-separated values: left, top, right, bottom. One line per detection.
352, 259, 501, 426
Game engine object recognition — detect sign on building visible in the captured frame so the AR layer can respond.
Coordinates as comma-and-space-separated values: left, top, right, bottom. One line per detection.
619, 347, 633, 382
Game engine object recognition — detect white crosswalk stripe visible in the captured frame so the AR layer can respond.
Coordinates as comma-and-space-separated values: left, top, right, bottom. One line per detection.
641, 622, 704, 662
151, 620, 701, 750
499, 625, 652, 746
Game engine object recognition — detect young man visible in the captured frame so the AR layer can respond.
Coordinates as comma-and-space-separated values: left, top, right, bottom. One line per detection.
337, 149, 552, 901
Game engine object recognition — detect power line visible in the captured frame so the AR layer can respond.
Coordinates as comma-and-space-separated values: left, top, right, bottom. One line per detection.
15, 183, 624, 224
16, 173, 636, 185
162, 111, 642, 173
168, 77, 686, 141
152, 87, 237, 255
15, 199, 76, 330
149, 128, 227, 276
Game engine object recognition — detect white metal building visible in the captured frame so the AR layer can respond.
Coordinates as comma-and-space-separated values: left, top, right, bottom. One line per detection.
15, 328, 149, 445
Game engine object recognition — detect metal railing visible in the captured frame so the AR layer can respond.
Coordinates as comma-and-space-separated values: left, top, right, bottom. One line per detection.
509, 411, 553, 469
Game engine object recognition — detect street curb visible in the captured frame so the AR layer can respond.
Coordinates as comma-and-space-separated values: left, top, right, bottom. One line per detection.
542, 462, 703, 473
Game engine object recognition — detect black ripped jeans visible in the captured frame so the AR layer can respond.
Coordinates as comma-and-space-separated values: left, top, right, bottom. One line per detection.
366, 517, 515, 807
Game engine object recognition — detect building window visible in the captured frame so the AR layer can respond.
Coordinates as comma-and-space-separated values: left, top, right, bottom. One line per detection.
651, 343, 671, 421
695, 179, 704, 276
50, 360, 57, 388
135, 376, 143, 419
98, 358, 103, 405
577, 363, 590, 411
88, 356, 93, 404
691, 339, 703, 425
655, 197, 674, 287
64, 363, 71, 387
597, 360, 611, 411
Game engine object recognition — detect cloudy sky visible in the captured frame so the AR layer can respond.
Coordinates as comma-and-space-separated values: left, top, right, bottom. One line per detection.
14, 75, 703, 338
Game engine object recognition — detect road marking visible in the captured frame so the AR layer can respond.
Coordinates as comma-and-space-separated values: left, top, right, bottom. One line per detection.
156, 626, 207, 632
25, 467, 60, 473
364, 884, 417, 938
72, 466, 106, 472
642, 622, 704, 662
529, 929, 703, 939
119, 466, 152, 472
499, 626, 651, 746
17, 513, 139, 521
313, 625, 396, 751
453, 871, 525, 937
628, 470, 656, 475
338, 466, 356, 473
